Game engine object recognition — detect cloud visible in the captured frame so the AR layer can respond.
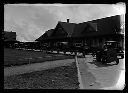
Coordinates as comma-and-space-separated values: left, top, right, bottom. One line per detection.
16, 35, 26, 42
45, 4, 125, 23
4, 4, 125, 42
4, 5, 58, 42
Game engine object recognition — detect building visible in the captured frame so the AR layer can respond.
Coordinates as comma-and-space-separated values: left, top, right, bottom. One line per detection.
36, 19, 96, 47
85, 15, 124, 48
3, 31, 16, 42
35, 15, 124, 50
3, 31, 19, 48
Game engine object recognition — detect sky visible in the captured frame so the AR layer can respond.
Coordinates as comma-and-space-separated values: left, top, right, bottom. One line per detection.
4, 3, 125, 42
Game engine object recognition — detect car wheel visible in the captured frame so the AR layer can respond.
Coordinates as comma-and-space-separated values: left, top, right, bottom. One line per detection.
121, 55, 124, 59
115, 59, 119, 65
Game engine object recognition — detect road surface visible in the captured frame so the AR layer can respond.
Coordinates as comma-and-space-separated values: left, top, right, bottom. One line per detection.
76, 55, 125, 90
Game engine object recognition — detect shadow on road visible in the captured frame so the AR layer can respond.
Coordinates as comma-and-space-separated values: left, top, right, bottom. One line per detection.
88, 61, 116, 68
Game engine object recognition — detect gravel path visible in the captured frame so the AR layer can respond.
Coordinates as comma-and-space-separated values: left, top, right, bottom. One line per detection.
4, 59, 75, 76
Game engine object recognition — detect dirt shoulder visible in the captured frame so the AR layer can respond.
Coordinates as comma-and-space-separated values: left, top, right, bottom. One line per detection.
4, 62, 79, 89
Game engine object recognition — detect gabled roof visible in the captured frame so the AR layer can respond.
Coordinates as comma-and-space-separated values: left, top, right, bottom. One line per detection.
72, 22, 97, 37
35, 33, 48, 41
59, 22, 76, 37
36, 21, 97, 41
35, 15, 120, 41
72, 22, 88, 37
46, 29, 54, 37
35, 29, 54, 41
85, 15, 121, 37
57, 21, 96, 38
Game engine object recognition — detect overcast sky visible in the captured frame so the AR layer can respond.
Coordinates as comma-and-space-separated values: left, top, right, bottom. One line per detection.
4, 3, 125, 42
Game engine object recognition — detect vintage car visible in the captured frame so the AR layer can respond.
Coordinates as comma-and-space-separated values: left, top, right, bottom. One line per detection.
96, 41, 124, 65
104, 41, 124, 59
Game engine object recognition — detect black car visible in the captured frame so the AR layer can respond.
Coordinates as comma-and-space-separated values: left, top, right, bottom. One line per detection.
96, 41, 124, 65
104, 41, 124, 59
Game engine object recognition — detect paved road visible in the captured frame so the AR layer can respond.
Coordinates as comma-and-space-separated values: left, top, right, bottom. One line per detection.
4, 59, 74, 76
77, 55, 125, 90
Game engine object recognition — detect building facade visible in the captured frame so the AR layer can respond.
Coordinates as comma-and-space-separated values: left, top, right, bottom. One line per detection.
3, 31, 18, 48
35, 15, 124, 50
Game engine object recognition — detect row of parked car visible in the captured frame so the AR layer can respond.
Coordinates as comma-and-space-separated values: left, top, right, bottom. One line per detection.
4, 40, 124, 65
44, 41, 124, 65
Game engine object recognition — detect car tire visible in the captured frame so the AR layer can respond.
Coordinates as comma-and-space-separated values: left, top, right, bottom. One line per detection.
121, 55, 124, 59
116, 59, 119, 65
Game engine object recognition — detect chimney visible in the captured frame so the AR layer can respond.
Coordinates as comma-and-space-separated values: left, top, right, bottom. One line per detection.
67, 19, 69, 23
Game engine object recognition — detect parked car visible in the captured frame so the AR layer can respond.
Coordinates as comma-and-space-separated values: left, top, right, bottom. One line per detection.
96, 41, 124, 65
104, 41, 124, 59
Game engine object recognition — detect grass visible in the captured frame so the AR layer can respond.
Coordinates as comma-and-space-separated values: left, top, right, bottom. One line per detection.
4, 62, 79, 89
4, 48, 74, 67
